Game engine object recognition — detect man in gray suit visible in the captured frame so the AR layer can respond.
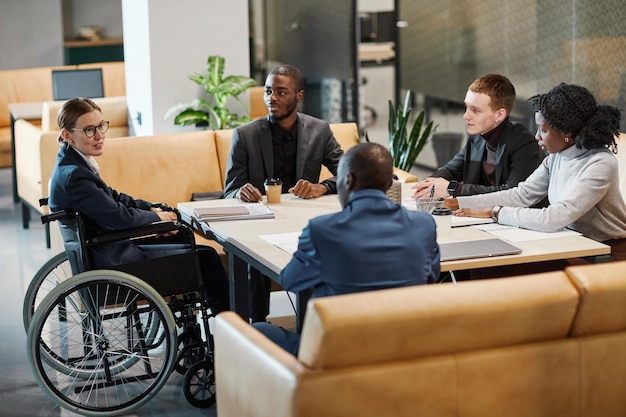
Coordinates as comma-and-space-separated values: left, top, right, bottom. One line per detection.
223, 64, 344, 322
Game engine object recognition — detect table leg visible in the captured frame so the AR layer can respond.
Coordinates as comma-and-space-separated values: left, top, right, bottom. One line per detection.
228, 251, 250, 322
21, 201, 30, 229
10, 114, 19, 203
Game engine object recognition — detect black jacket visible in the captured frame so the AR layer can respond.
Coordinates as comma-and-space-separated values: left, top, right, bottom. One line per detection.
432, 121, 545, 196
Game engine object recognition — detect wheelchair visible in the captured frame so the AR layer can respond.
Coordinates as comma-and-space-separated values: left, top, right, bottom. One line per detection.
24, 200, 219, 416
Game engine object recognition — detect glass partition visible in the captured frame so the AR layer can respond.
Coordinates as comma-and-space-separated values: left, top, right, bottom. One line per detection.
257, 0, 358, 123
398, 0, 626, 167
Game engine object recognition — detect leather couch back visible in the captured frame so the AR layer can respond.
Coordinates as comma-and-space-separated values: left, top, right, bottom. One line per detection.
566, 261, 626, 336
41, 96, 128, 138
0, 62, 125, 129
299, 271, 580, 369
96, 131, 222, 206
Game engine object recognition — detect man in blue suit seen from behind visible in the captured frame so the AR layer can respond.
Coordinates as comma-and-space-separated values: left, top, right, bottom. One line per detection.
223, 64, 344, 323
253, 142, 440, 355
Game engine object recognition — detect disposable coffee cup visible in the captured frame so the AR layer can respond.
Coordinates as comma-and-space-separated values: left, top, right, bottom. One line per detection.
264, 178, 283, 204
431, 207, 453, 236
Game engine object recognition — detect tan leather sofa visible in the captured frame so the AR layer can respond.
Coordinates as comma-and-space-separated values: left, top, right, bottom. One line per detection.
0, 61, 125, 168
214, 260, 626, 417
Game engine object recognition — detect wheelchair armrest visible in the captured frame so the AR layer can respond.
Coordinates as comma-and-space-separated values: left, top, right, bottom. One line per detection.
41, 209, 79, 225
88, 221, 183, 244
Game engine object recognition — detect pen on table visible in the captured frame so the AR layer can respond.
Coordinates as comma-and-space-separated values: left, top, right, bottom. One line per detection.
429, 185, 435, 198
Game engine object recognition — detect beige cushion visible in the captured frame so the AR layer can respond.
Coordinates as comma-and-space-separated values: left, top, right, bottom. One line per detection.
41, 96, 128, 132
214, 128, 234, 186
97, 131, 221, 206
249, 86, 267, 120
318, 122, 358, 182
299, 272, 579, 369
566, 260, 626, 336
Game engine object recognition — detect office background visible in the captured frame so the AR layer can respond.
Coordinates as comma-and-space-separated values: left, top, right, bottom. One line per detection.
1, 0, 625, 167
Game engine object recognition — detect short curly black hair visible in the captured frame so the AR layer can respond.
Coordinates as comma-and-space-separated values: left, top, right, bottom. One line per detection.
528, 83, 621, 152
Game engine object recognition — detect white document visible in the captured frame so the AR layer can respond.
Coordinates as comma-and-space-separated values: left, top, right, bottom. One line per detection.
451, 216, 495, 227
472, 224, 582, 242
259, 231, 301, 254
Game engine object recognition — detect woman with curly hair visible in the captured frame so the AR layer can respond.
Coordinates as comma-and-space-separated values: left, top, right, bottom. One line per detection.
446, 82, 626, 266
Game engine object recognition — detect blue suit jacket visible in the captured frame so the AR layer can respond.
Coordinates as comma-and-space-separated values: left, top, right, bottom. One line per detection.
223, 114, 344, 198
280, 189, 441, 298
49, 143, 160, 269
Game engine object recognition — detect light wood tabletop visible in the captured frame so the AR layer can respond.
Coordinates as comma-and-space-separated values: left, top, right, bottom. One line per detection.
179, 191, 610, 275
178, 188, 610, 326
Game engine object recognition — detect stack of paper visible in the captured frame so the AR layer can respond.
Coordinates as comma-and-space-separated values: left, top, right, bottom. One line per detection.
193, 203, 274, 221
472, 224, 581, 242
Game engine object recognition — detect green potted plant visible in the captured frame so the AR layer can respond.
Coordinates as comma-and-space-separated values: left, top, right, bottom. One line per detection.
367, 90, 438, 172
165, 55, 257, 130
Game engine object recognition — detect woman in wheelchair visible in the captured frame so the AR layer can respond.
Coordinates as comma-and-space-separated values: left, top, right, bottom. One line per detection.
48, 97, 229, 315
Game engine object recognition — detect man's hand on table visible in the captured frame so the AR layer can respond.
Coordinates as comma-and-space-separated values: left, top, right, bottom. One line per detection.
411, 177, 451, 199
289, 179, 327, 199
238, 183, 263, 202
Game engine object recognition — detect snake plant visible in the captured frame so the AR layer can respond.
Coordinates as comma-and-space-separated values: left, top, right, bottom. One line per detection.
367, 90, 438, 172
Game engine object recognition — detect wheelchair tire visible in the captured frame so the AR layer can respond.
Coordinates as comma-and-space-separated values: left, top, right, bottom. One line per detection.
22, 252, 71, 332
27, 269, 177, 417
175, 331, 205, 374
183, 359, 216, 408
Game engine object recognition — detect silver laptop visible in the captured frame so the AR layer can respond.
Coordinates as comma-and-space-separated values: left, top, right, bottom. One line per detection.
439, 238, 522, 262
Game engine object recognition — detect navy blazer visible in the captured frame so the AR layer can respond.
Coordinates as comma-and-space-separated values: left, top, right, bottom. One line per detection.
49, 143, 160, 268
432, 120, 545, 195
223, 114, 344, 198
279, 189, 440, 298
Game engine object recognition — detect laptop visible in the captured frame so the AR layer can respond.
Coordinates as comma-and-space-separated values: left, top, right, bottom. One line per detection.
52, 68, 104, 101
439, 238, 522, 262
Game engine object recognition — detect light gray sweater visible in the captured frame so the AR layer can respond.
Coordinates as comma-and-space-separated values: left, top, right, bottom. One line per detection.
458, 145, 626, 241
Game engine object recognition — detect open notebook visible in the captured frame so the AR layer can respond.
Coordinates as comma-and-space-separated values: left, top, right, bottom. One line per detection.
439, 238, 522, 262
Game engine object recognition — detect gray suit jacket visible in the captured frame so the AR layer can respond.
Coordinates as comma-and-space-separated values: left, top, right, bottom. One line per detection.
223, 113, 343, 198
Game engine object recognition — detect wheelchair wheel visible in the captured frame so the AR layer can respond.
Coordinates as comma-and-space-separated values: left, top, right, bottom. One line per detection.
27, 270, 177, 417
23, 252, 71, 331
183, 359, 216, 408
175, 331, 205, 374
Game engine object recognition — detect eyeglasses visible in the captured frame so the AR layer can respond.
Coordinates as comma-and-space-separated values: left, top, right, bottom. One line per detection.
69, 121, 110, 138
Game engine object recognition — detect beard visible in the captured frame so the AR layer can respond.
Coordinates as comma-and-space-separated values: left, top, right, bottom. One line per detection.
267, 102, 298, 123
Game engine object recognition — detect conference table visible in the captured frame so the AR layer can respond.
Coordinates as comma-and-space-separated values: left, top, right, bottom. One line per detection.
178, 185, 611, 330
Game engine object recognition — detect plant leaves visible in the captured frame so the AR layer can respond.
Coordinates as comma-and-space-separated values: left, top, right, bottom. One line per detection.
387, 90, 438, 171
166, 54, 257, 130
207, 55, 225, 87
173, 109, 210, 126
